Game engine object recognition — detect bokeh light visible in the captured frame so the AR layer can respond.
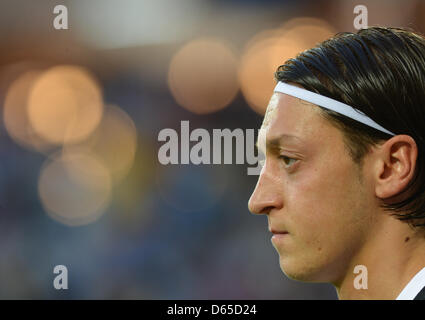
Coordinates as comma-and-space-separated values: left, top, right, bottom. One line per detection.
168, 38, 239, 114
3, 70, 55, 152
27, 65, 104, 145
38, 151, 112, 226
110, 138, 157, 234
62, 104, 138, 183
239, 17, 336, 115
271, 17, 337, 64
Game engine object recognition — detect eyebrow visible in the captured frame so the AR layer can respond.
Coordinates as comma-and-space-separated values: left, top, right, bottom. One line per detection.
256, 133, 303, 153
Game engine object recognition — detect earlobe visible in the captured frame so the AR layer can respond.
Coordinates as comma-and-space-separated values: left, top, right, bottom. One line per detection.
375, 135, 418, 200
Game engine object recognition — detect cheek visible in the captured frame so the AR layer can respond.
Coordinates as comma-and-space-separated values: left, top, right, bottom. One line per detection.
285, 158, 367, 246
281, 166, 369, 281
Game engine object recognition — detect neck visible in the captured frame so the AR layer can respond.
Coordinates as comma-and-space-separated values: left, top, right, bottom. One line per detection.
334, 216, 425, 300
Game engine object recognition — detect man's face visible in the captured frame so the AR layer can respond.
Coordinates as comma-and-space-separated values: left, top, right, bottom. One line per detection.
248, 91, 378, 284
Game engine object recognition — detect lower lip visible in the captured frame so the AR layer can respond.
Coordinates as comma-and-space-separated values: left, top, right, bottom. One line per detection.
271, 233, 289, 243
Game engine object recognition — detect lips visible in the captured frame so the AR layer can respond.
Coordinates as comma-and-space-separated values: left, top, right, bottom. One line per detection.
269, 228, 288, 235
270, 227, 289, 245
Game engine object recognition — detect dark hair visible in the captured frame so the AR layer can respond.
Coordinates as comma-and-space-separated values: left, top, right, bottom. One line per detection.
275, 26, 425, 227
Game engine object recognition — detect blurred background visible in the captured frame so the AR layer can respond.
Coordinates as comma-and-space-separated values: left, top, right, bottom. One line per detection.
0, 0, 424, 299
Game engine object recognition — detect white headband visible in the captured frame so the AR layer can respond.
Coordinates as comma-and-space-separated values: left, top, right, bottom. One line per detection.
274, 82, 395, 136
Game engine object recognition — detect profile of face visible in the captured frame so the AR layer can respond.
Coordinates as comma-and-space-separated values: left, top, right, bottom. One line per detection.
248, 90, 380, 284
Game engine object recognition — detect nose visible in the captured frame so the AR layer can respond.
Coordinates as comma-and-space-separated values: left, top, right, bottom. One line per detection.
248, 166, 283, 215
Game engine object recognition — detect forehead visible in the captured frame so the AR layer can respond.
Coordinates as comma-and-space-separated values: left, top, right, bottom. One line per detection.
260, 92, 329, 143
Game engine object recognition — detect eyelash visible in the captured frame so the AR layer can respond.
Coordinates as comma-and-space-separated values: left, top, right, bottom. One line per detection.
278, 155, 297, 168
258, 156, 298, 169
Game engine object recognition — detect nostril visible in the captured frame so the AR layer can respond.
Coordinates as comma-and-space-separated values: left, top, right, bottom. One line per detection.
260, 206, 274, 214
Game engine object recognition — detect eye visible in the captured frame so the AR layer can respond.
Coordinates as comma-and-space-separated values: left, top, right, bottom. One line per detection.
278, 155, 297, 167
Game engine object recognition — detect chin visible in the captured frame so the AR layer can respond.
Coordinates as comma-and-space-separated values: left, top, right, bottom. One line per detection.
279, 257, 326, 283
